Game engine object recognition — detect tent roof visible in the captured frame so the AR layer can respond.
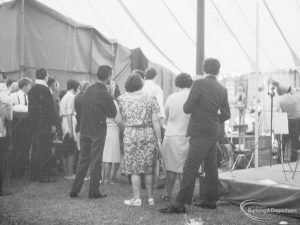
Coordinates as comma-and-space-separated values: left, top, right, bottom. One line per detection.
1, 0, 300, 76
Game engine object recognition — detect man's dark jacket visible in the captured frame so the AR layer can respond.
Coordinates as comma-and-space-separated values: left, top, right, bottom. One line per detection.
184, 75, 231, 137
80, 82, 117, 136
28, 83, 55, 138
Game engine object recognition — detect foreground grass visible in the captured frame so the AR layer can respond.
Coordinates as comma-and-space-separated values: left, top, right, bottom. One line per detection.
0, 176, 299, 225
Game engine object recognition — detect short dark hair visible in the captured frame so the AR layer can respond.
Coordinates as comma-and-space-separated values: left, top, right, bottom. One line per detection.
67, 79, 80, 91
203, 58, 220, 75
175, 73, 193, 89
125, 74, 143, 93
36, 68, 48, 80
18, 78, 32, 89
97, 65, 112, 81
133, 69, 145, 80
47, 76, 56, 87
145, 68, 157, 80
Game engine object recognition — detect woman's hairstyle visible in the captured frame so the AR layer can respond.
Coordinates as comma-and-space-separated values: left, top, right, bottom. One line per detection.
18, 78, 32, 89
203, 58, 220, 75
145, 68, 157, 80
80, 81, 90, 93
67, 79, 80, 91
125, 74, 143, 93
175, 73, 193, 89
9, 82, 19, 94
47, 76, 56, 87
132, 69, 145, 80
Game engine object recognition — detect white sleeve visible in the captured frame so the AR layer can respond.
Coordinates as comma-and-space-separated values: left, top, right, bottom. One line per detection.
10, 93, 19, 105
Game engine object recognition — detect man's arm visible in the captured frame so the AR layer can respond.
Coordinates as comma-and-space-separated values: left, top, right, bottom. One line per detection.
155, 87, 165, 119
183, 81, 202, 114
220, 90, 231, 123
104, 92, 117, 118
44, 88, 56, 129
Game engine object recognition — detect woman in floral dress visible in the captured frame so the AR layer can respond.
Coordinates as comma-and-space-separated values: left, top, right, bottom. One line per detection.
118, 74, 162, 206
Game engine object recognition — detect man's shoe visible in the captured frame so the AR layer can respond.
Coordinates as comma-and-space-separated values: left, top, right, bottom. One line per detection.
194, 202, 217, 209
159, 204, 186, 214
69, 192, 78, 198
89, 193, 107, 199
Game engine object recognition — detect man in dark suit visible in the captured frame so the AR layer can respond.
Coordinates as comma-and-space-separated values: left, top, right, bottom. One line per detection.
28, 68, 56, 183
160, 58, 231, 213
70, 65, 117, 199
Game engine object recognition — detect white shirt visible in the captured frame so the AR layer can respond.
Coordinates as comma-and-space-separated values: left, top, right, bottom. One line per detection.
142, 79, 165, 118
60, 90, 77, 138
164, 89, 190, 136
276, 91, 300, 119
10, 90, 28, 113
35, 79, 48, 87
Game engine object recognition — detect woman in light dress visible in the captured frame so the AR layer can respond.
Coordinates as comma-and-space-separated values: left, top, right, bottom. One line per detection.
102, 81, 122, 185
118, 74, 162, 206
161, 73, 193, 200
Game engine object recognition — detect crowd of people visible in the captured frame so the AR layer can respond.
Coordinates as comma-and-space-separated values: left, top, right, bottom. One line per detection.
0, 58, 232, 214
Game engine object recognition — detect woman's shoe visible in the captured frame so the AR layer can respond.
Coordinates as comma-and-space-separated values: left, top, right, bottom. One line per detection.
160, 195, 171, 201
124, 198, 142, 206
148, 198, 155, 206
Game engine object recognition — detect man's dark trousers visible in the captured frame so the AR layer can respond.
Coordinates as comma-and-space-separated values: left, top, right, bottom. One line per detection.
176, 135, 219, 205
29, 131, 52, 180
0, 137, 9, 194
70, 129, 106, 196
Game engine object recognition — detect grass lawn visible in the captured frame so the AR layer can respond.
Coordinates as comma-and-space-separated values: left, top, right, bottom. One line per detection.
0, 176, 299, 225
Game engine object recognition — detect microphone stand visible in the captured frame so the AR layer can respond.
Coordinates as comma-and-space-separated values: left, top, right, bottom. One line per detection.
268, 82, 275, 166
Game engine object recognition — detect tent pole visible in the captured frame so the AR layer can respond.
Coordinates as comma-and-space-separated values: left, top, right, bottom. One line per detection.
21, 0, 25, 77
89, 29, 93, 82
196, 0, 205, 75
254, 1, 260, 168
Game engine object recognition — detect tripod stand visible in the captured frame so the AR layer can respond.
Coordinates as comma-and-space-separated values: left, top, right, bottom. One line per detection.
268, 82, 276, 166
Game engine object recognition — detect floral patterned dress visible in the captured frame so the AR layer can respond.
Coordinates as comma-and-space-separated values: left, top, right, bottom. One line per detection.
118, 91, 160, 175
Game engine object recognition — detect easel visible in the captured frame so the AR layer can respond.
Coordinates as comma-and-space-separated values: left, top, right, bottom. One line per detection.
274, 112, 299, 181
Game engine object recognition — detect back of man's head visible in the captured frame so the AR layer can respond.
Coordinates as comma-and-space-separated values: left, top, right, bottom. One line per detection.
36, 68, 48, 80
97, 65, 112, 81
203, 58, 220, 76
145, 68, 157, 80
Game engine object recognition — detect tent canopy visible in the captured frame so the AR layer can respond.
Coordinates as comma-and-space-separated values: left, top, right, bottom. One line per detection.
0, 0, 177, 98
32, 0, 300, 75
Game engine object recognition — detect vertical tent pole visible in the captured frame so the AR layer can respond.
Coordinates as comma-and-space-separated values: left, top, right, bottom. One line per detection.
254, 1, 260, 168
21, 0, 25, 77
89, 29, 93, 82
196, 0, 205, 75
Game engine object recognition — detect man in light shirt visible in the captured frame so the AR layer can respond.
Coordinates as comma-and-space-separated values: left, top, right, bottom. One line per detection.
10, 78, 32, 178
10, 78, 32, 113
276, 85, 300, 162
142, 68, 165, 129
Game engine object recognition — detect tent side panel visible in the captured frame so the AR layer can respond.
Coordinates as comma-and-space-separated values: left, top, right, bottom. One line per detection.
0, 1, 21, 72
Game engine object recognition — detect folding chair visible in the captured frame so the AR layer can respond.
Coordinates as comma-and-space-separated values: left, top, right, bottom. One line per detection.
231, 124, 254, 171
231, 148, 254, 171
